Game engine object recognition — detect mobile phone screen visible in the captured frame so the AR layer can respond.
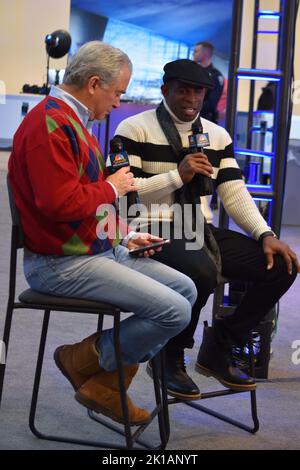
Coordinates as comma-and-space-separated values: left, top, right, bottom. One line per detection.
129, 239, 171, 256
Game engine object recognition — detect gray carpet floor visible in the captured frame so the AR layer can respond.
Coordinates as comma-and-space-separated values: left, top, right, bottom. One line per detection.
0, 153, 300, 450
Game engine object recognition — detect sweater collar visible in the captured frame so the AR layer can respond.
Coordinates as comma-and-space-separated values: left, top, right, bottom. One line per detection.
163, 99, 199, 133
49, 85, 94, 133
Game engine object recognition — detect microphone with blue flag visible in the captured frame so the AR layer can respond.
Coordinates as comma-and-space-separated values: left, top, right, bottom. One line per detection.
107, 137, 140, 208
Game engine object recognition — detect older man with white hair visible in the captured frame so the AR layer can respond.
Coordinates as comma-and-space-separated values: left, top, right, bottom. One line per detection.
8, 41, 197, 426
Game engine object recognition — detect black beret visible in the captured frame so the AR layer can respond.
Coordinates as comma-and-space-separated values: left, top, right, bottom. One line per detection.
163, 59, 214, 90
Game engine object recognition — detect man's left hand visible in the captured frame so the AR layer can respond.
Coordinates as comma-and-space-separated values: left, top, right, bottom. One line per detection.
262, 236, 300, 275
127, 234, 164, 258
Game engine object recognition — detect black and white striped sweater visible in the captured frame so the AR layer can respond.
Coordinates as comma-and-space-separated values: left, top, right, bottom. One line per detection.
115, 101, 271, 240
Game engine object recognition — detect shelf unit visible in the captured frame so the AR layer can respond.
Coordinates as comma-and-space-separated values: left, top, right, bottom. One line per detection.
213, 0, 297, 377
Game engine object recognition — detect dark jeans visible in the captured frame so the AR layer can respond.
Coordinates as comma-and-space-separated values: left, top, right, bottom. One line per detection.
153, 224, 297, 353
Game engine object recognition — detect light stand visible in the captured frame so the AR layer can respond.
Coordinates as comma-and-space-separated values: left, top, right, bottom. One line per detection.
45, 53, 51, 91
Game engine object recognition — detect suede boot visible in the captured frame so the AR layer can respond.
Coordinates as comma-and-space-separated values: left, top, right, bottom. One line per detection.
75, 364, 151, 426
54, 332, 101, 391
195, 321, 256, 391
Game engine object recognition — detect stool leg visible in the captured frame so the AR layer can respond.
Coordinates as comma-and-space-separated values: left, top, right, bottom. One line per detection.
113, 312, 133, 449
0, 302, 14, 406
152, 351, 169, 448
160, 350, 170, 441
248, 337, 260, 432
29, 309, 51, 438
0, 223, 20, 406
97, 313, 104, 332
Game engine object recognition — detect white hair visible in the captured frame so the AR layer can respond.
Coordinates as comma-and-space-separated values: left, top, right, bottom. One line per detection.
63, 41, 132, 88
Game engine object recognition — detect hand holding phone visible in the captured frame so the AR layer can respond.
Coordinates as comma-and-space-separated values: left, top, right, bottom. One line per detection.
129, 239, 171, 256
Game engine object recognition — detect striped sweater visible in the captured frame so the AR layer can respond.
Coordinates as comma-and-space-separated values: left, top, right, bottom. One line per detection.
115, 101, 271, 240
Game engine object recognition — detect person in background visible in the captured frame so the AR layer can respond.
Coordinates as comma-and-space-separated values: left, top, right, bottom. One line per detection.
193, 41, 224, 124
8, 42, 197, 425
257, 81, 276, 111
193, 41, 225, 209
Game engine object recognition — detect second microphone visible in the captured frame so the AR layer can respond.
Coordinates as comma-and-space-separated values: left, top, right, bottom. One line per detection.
106, 136, 140, 208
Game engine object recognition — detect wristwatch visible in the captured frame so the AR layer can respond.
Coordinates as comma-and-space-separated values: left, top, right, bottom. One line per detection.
259, 231, 277, 242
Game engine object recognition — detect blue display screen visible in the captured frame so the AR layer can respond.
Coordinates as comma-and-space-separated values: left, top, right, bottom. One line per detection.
103, 18, 191, 102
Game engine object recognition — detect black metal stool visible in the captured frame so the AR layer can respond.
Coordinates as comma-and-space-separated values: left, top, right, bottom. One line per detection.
166, 285, 259, 435
0, 178, 169, 449
167, 346, 259, 435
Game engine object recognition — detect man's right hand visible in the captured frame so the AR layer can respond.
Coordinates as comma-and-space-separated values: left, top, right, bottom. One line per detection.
106, 167, 139, 196
178, 152, 214, 184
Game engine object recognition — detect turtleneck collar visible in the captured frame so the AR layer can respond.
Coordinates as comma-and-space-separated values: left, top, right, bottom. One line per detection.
162, 98, 199, 132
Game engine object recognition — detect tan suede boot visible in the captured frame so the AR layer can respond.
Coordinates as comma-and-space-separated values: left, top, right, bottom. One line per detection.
54, 332, 101, 391
75, 365, 151, 426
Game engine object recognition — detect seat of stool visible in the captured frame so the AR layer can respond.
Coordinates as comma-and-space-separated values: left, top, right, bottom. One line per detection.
19, 288, 121, 311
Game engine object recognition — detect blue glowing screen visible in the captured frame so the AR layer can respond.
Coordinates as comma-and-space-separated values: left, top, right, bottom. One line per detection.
103, 18, 190, 102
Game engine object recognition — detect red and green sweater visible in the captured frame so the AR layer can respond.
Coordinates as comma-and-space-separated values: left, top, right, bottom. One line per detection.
8, 97, 127, 255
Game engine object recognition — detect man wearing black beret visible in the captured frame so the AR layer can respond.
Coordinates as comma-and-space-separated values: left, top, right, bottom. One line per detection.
115, 59, 299, 400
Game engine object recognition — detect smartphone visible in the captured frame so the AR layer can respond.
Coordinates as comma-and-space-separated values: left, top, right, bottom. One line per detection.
129, 239, 171, 256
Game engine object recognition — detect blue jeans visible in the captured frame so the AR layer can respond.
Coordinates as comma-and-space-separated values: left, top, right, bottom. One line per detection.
24, 245, 197, 371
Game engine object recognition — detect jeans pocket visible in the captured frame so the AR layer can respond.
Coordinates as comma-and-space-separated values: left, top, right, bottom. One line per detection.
23, 254, 59, 293
23, 252, 41, 278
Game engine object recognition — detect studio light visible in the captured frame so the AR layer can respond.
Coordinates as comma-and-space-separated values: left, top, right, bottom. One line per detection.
45, 30, 72, 59
45, 29, 72, 92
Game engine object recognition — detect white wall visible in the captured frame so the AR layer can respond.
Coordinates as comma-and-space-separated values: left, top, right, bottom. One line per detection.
0, 0, 71, 94
1, 0, 298, 114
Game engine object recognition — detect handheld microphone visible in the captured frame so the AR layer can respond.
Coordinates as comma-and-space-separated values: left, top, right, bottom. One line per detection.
107, 137, 140, 207
188, 122, 214, 196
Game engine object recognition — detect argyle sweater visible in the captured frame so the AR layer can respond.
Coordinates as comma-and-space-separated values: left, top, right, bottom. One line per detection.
115, 102, 271, 240
9, 97, 127, 255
